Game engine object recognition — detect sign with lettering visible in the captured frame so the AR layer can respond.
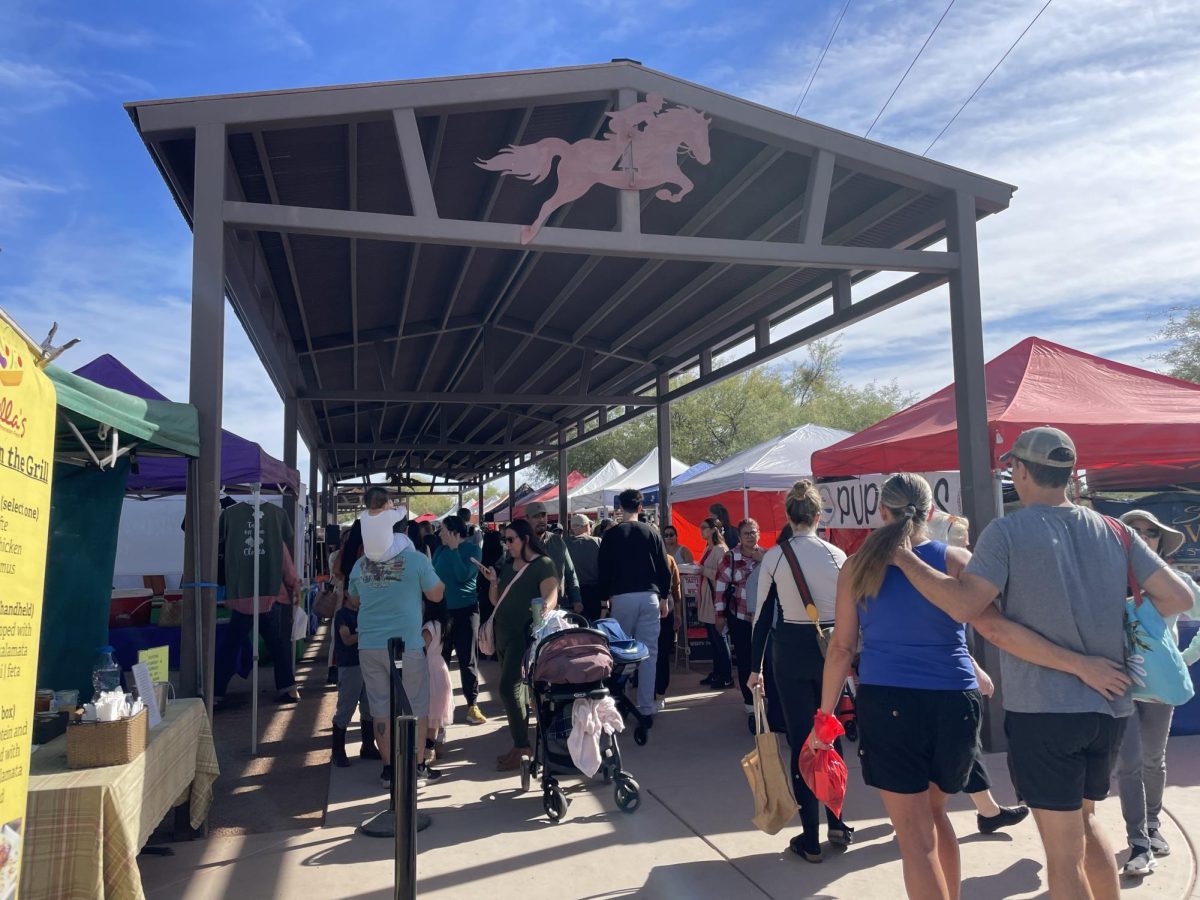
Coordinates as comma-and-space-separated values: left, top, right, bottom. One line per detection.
0, 319, 54, 898
819, 472, 963, 529
138, 645, 169, 685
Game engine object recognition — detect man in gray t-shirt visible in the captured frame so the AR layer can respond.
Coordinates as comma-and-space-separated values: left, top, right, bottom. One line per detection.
893, 427, 1192, 900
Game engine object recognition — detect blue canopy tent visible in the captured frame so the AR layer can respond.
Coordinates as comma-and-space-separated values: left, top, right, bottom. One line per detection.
640, 461, 714, 506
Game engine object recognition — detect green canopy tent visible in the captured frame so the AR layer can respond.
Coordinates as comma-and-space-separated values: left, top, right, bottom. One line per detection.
39, 363, 200, 700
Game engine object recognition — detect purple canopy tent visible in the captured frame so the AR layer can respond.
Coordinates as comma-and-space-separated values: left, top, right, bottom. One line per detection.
73, 355, 299, 493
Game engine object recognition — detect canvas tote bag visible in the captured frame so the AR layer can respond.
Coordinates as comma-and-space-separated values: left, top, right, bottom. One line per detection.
740, 684, 797, 834
478, 565, 527, 656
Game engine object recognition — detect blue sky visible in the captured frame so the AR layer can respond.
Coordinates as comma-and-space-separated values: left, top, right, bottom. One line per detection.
1, 0, 1197, 487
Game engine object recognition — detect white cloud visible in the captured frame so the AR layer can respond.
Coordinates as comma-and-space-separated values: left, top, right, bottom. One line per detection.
726, 0, 1200, 397
252, 1, 314, 58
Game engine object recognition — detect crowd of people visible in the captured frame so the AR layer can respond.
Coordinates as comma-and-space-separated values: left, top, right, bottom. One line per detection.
314, 425, 1199, 900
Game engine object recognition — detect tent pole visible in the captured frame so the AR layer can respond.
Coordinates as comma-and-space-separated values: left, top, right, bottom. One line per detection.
251, 483, 262, 756
993, 471, 1004, 520
188, 459, 204, 697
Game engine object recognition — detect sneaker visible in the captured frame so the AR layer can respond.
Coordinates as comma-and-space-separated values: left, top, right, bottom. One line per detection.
380, 765, 393, 789
655, 698, 666, 712
1148, 828, 1171, 857
699, 674, 715, 686
416, 763, 442, 784
710, 679, 734, 690
466, 704, 488, 725
828, 826, 854, 847
1122, 846, 1156, 877
977, 805, 1030, 834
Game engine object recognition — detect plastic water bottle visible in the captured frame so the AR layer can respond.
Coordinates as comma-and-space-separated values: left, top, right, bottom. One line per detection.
91, 646, 121, 700
530, 599, 545, 631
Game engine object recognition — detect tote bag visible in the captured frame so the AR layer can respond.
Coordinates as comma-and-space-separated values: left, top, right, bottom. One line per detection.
478, 567, 526, 656
740, 685, 796, 834
1103, 517, 1195, 706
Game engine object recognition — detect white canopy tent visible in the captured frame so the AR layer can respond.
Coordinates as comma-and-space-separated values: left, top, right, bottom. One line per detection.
572, 449, 687, 511
566, 459, 627, 512
671, 424, 852, 508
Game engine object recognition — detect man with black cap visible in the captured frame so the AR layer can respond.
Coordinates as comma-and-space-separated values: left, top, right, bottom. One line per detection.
523, 501, 582, 612
891, 426, 1194, 900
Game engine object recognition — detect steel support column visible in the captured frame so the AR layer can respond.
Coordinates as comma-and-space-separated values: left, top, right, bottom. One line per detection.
283, 396, 298, 522
309, 450, 318, 573
557, 430, 569, 526
656, 375, 672, 528
181, 122, 226, 716
947, 190, 1001, 750
508, 468, 516, 522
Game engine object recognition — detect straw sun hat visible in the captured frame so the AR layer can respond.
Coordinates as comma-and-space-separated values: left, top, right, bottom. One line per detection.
1119, 509, 1185, 557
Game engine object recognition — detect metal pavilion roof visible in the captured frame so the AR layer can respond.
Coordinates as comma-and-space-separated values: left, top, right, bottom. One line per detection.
125, 60, 1015, 486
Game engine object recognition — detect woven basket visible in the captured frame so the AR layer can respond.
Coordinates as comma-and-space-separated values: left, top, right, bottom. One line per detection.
66, 707, 149, 769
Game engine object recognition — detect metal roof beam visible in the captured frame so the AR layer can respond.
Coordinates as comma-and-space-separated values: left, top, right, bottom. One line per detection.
225, 200, 958, 273
321, 442, 547, 452
299, 390, 655, 405
299, 316, 478, 355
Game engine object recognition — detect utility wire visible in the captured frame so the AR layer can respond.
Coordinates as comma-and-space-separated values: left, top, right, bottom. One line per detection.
865, 0, 957, 139
794, 0, 854, 115
923, 0, 1054, 155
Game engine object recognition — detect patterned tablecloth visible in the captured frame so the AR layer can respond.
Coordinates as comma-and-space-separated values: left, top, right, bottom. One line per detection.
20, 698, 219, 900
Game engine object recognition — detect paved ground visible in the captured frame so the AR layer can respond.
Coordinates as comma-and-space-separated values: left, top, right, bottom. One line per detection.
140, 660, 1199, 899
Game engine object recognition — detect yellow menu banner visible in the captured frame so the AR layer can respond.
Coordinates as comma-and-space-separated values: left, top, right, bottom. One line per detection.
0, 319, 55, 899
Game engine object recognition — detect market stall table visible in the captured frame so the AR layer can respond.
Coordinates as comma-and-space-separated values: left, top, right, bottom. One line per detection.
20, 698, 219, 900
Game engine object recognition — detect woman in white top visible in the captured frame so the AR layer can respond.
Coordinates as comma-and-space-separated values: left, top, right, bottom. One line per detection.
748, 480, 852, 862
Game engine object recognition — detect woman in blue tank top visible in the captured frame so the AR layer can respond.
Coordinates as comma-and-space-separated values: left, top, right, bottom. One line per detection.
816, 473, 983, 900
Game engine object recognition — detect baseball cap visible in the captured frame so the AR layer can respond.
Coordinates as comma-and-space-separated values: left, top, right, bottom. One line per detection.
999, 426, 1077, 468
524, 501, 548, 517
570, 514, 589, 529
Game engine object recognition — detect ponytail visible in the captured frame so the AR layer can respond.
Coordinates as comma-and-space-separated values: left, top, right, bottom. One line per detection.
848, 473, 932, 603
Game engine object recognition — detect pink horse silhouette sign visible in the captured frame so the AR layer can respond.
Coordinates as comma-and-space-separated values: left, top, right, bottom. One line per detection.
476, 93, 712, 244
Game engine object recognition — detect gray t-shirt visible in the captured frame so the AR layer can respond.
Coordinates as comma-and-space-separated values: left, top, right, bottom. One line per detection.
965, 504, 1166, 717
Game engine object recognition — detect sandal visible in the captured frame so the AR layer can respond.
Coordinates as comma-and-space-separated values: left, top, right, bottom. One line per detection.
788, 834, 822, 863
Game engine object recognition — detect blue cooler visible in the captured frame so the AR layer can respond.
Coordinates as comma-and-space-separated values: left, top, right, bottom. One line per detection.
1171, 619, 1200, 736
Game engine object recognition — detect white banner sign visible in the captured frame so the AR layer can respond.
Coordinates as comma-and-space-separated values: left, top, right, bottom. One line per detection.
819, 472, 963, 529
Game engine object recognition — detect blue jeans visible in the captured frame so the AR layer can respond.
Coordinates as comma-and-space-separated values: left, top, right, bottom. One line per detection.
215, 602, 297, 697
610, 591, 661, 716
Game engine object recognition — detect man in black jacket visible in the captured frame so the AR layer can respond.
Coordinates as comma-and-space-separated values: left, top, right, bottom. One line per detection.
598, 489, 672, 720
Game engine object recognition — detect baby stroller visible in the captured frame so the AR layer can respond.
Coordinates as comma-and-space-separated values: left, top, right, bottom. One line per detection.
523, 625, 642, 822
590, 618, 653, 746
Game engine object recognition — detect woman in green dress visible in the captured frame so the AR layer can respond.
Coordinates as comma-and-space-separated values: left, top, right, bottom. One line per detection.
478, 518, 559, 771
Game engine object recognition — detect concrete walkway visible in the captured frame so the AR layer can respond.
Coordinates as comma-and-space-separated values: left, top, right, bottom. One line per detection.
140, 663, 1199, 899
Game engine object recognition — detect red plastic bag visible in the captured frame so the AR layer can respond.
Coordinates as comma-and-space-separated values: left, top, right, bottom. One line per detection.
799, 710, 848, 819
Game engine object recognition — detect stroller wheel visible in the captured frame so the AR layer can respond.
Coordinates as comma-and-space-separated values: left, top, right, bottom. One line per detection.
544, 785, 569, 822
633, 726, 648, 746
520, 759, 531, 793
614, 777, 641, 813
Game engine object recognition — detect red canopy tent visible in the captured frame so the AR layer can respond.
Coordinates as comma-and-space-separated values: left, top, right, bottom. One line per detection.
811, 337, 1200, 480
512, 471, 586, 521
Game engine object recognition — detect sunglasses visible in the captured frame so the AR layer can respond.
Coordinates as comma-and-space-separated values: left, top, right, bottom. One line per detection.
1134, 527, 1161, 539
663, 532, 677, 538
503, 536, 519, 544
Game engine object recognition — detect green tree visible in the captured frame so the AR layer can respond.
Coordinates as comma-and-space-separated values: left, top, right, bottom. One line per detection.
530, 339, 912, 480
1155, 306, 1200, 383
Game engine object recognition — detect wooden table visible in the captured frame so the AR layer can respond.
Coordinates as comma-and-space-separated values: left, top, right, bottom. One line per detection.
20, 698, 219, 900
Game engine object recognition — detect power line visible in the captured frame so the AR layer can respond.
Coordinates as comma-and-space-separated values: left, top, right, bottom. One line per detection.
923, 0, 1054, 156
794, 0, 855, 115
865, 0, 957, 139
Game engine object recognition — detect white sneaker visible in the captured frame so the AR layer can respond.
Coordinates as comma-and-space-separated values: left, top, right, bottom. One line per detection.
655, 698, 666, 712
1123, 847, 1156, 877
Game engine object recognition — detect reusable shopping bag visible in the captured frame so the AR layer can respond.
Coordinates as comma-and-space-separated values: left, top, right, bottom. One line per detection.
740, 685, 796, 834
799, 709, 847, 820
1103, 516, 1195, 707
477, 566, 525, 656
291, 603, 309, 641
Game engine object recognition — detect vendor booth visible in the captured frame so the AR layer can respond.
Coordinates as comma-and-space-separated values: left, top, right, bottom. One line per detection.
567, 459, 627, 513
639, 460, 713, 506
512, 470, 585, 520
571, 449, 687, 513
489, 481, 542, 523
670, 424, 850, 557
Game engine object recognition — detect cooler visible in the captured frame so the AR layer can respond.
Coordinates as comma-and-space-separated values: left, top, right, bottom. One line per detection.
108, 589, 154, 628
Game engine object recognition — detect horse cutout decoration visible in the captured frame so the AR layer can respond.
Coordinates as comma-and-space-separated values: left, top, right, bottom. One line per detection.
476, 93, 712, 244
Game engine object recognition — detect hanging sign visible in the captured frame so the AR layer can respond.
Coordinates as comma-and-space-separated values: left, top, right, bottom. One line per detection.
819, 472, 962, 529
0, 318, 55, 899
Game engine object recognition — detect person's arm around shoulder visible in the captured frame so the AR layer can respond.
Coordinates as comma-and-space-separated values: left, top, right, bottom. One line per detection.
893, 533, 1004, 624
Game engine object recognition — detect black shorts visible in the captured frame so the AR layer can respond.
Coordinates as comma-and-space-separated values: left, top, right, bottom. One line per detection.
1004, 711, 1127, 811
856, 684, 982, 795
